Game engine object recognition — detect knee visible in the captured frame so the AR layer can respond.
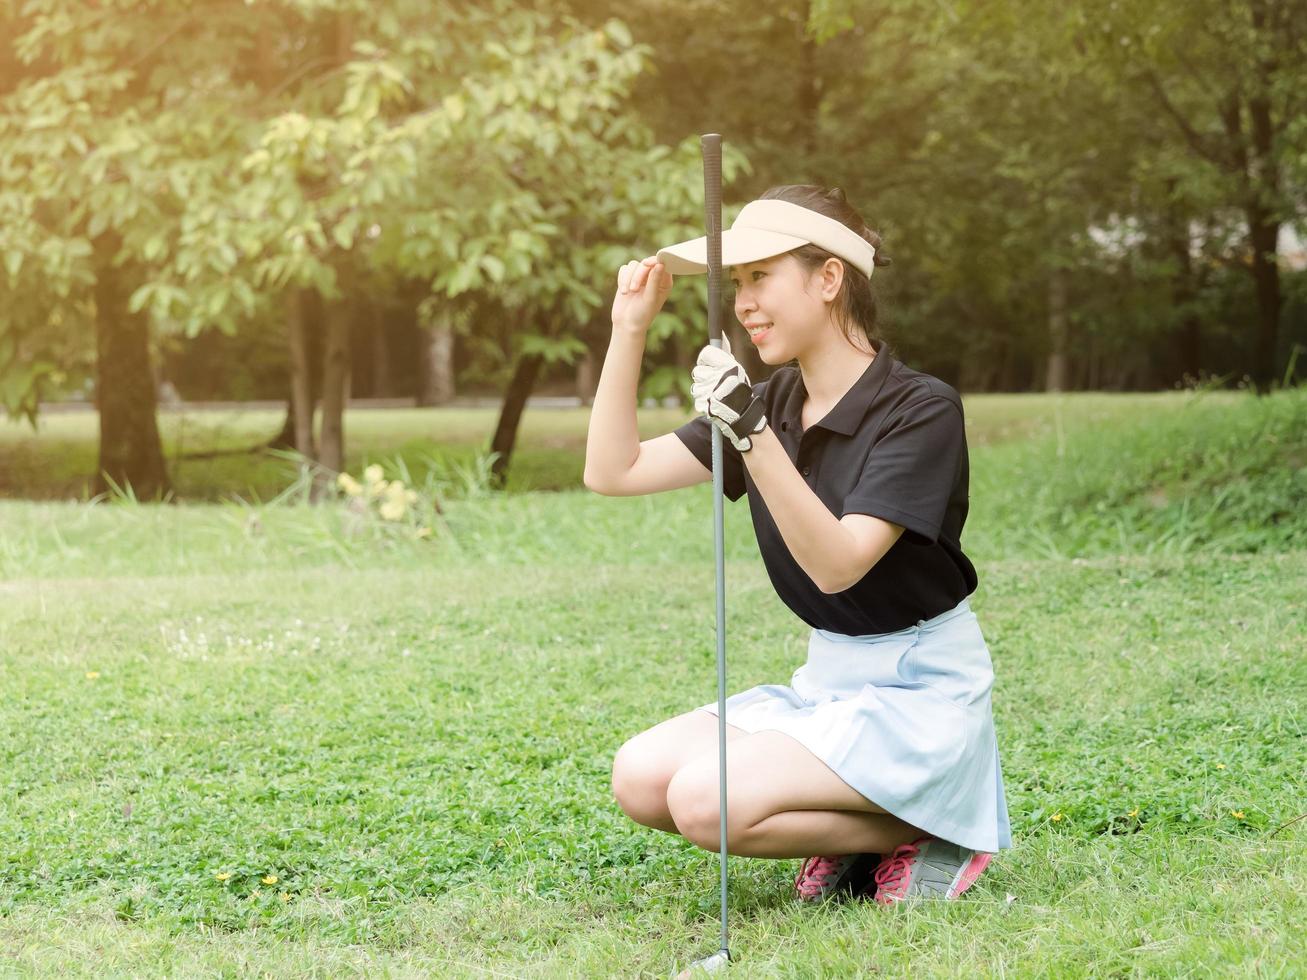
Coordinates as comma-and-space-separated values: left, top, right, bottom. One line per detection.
665, 764, 724, 852
611, 738, 674, 829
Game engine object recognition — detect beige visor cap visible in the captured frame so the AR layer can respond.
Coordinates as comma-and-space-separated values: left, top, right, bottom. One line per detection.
656, 199, 877, 279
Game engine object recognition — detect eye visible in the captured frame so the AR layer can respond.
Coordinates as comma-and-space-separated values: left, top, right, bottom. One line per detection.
752, 271, 765, 281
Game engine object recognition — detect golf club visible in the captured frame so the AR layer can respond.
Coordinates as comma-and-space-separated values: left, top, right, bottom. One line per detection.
679, 131, 732, 978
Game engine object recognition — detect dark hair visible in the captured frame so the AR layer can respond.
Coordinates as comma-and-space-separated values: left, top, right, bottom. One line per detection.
758, 184, 891, 354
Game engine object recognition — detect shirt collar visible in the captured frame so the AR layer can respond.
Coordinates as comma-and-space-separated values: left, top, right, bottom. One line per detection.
777, 338, 893, 436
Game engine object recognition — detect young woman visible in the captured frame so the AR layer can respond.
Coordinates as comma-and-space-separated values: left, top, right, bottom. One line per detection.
583, 185, 1010, 903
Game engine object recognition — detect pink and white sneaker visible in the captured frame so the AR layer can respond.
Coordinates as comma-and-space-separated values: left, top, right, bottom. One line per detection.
794, 853, 879, 903
869, 837, 993, 904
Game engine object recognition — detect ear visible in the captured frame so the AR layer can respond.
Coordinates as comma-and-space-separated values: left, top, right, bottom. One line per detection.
817, 256, 844, 302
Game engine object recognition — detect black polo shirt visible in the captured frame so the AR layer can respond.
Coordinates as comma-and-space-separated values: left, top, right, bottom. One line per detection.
673, 338, 978, 635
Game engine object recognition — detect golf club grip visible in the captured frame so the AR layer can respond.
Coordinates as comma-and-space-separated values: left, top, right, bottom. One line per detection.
701, 134, 722, 343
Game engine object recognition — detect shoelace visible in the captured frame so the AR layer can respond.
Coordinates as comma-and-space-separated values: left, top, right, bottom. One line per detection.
794, 855, 846, 899
872, 841, 921, 900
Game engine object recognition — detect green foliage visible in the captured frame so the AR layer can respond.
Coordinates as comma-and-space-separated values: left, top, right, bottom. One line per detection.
4, 0, 1307, 436
0, 1, 751, 425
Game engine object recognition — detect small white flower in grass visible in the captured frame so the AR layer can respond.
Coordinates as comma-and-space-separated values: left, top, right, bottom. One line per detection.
337, 473, 363, 497
363, 464, 384, 485
379, 498, 406, 521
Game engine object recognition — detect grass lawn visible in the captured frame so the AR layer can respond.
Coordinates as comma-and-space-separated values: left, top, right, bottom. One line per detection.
0, 391, 1246, 502
1, 390, 1304, 975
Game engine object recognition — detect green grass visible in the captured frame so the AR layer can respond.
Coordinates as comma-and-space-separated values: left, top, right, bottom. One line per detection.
0, 405, 696, 500
0, 391, 1251, 502
1, 390, 1305, 975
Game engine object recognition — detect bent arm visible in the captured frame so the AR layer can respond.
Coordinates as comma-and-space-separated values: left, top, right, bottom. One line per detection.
583, 329, 711, 496
742, 424, 903, 592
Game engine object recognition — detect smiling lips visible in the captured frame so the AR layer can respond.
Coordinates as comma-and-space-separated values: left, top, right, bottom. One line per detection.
745, 322, 771, 343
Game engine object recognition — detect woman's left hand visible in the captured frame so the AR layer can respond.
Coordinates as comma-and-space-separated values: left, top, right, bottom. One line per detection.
691, 337, 768, 452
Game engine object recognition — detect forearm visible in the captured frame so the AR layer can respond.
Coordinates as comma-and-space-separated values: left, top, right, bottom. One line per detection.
741, 425, 861, 593
583, 328, 645, 489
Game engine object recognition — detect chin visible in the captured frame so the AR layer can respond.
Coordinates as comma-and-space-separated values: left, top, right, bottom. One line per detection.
755, 344, 789, 366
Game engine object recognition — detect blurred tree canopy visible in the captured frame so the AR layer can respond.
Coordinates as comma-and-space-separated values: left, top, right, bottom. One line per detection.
1, 0, 1305, 496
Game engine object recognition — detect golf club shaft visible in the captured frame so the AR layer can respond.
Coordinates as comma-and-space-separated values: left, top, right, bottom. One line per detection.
700, 132, 730, 962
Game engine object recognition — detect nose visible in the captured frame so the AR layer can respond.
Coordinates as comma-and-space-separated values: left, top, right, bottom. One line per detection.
734, 286, 755, 321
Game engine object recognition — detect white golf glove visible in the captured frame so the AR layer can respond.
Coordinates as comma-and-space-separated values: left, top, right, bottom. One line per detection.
690, 335, 768, 453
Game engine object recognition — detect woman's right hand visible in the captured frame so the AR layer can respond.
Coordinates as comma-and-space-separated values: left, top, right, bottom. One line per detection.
611, 256, 672, 335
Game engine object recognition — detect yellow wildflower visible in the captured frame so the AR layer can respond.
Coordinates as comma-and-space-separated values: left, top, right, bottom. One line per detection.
336, 473, 363, 497
363, 464, 384, 485
249, 889, 261, 899
414, 526, 433, 540
1231, 810, 1245, 820
379, 498, 406, 522
1127, 808, 1140, 818
1216, 763, 1226, 770
279, 892, 292, 903
262, 874, 278, 885
1050, 812, 1064, 823
214, 871, 232, 881
85, 671, 100, 679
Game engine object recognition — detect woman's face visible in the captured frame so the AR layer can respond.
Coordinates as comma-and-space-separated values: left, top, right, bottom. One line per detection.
729, 253, 839, 365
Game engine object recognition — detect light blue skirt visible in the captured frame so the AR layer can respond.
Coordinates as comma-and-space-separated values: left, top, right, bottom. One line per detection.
698, 596, 1012, 854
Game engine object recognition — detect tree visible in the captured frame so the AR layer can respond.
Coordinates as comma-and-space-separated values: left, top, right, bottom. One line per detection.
1091, 0, 1307, 389
0, 0, 251, 496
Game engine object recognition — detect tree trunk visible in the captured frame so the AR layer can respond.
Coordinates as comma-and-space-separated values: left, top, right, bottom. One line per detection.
418, 308, 456, 406
286, 289, 316, 459
1247, 207, 1281, 390
489, 352, 544, 489
370, 301, 390, 398
576, 348, 598, 406
1045, 269, 1069, 392
318, 299, 351, 478
92, 234, 169, 499
1165, 195, 1202, 384
796, 0, 820, 168
1245, 0, 1282, 391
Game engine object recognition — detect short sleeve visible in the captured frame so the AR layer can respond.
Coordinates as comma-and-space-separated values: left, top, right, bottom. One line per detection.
842, 396, 964, 544
672, 414, 748, 501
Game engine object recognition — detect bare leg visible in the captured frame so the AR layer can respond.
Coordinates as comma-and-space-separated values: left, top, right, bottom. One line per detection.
611, 709, 747, 833
665, 730, 926, 857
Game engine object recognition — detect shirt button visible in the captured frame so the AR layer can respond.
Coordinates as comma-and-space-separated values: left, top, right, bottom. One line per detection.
801, 466, 811, 477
